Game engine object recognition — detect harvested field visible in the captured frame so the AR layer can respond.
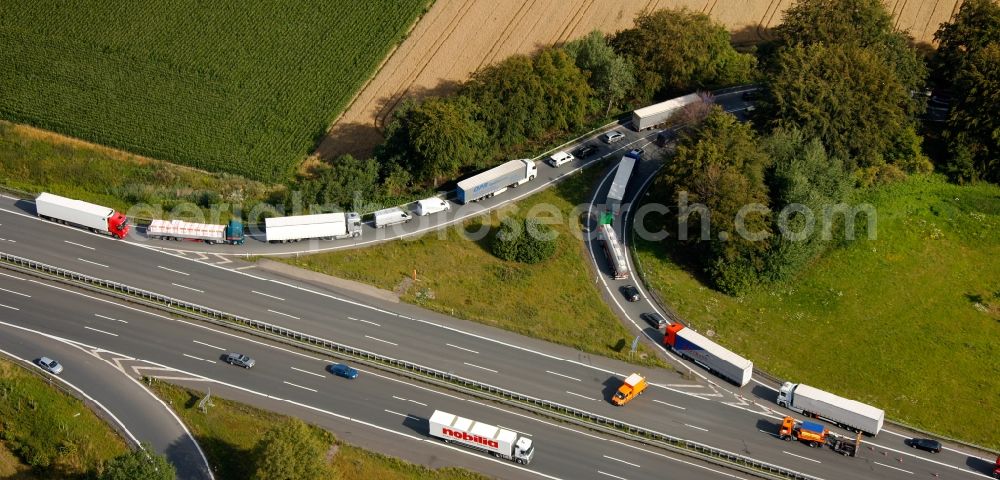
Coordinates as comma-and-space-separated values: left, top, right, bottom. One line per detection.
318, 0, 962, 161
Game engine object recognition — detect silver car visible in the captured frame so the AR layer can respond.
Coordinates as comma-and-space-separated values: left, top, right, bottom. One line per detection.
37, 357, 63, 375
602, 131, 625, 144
224, 353, 255, 369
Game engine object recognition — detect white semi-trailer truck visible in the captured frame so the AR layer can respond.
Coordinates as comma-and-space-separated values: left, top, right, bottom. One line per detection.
777, 382, 885, 436
428, 410, 534, 464
456, 159, 537, 204
264, 212, 361, 243
35, 192, 130, 239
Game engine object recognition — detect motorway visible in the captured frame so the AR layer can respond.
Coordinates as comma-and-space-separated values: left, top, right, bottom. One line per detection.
0, 273, 748, 480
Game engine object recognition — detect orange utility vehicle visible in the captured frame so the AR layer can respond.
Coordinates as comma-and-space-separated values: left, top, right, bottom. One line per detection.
611, 373, 648, 406
779, 416, 829, 448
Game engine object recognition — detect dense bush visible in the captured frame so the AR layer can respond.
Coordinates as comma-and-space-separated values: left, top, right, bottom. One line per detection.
491, 217, 557, 264
100, 445, 175, 480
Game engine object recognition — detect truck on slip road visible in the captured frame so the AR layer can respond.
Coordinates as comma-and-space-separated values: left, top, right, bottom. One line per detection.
429, 410, 535, 464
777, 382, 885, 436
264, 212, 361, 243
597, 223, 629, 280
147, 219, 245, 245
456, 159, 537, 204
663, 324, 753, 387
611, 373, 647, 406
35, 192, 130, 239
631, 93, 701, 130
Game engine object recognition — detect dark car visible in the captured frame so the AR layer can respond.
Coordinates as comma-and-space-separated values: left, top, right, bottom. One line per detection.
655, 130, 677, 147
224, 353, 255, 369
741, 90, 759, 100
329, 363, 359, 379
575, 144, 598, 158
627, 148, 644, 159
907, 438, 941, 453
620, 284, 641, 302
640, 312, 667, 329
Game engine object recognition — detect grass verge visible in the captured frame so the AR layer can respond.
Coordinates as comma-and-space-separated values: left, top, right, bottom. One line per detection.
0, 357, 127, 478
281, 164, 665, 367
633, 174, 1000, 448
147, 380, 489, 480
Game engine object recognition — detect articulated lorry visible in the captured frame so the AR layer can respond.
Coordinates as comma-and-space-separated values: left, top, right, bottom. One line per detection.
631, 93, 700, 130
456, 159, 537, 204
35, 192, 130, 239
611, 373, 647, 406
429, 410, 534, 464
777, 382, 885, 436
663, 324, 753, 387
147, 219, 245, 245
264, 212, 361, 243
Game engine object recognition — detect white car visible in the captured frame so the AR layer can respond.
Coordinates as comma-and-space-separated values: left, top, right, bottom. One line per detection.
548, 151, 575, 167
602, 131, 625, 144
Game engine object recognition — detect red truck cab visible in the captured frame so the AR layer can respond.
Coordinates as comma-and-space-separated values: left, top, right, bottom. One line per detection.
992, 455, 999, 479
108, 211, 129, 239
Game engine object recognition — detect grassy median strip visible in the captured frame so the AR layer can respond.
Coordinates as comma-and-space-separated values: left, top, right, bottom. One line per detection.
0, 357, 127, 478
147, 380, 488, 480
634, 174, 1000, 449
281, 165, 666, 367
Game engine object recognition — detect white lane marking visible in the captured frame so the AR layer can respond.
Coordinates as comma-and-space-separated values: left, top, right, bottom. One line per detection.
782, 451, 821, 463
863, 440, 989, 477
873, 462, 913, 474
566, 391, 596, 401
157, 265, 189, 276
64, 240, 95, 250
0, 287, 30, 297
392, 395, 428, 407
171, 283, 204, 293
95, 314, 128, 324
384, 409, 421, 420
684, 423, 708, 432
251, 290, 284, 301
597, 471, 628, 480
291, 366, 324, 378
77, 258, 109, 268
283, 381, 318, 393
182, 353, 216, 364
0, 238, 16, 243
235, 265, 256, 270
652, 399, 687, 410
463, 362, 498, 373
365, 335, 397, 346
605, 438, 745, 480
0, 271, 26, 281
603, 455, 640, 468
267, 309, 299, 320
445, 343, 478, 354
546, 370, 582, 382
192, 340, 226, 351
83, 326, 118, 337
348, 316, 381, 326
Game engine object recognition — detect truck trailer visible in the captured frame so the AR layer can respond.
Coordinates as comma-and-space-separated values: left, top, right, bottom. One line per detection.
456, 159, 537, 204
631, 93, 701, 130
35, 192, 130, 239
606, 155, 637, 216
597, 223, 629, 279
777, 382, 885, 436
428, 410, 534, 464
147, 219, 245, 245
663, 324, 753, 387
264, 212, 361, 243
611, 373, 647, 406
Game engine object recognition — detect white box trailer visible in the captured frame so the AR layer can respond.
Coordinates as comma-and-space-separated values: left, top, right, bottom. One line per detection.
777, 382, 885, 436
597, 223, 629, 280
428, 410, 534, 464
456, 159, 537, 204
373, 207, 412, 228
265, 212, 361, 243
35, 192, 130, 239
663, 324, 753, 387
632, 93, 701, 130
415, 197, 450, 216
606, 155, 636, 216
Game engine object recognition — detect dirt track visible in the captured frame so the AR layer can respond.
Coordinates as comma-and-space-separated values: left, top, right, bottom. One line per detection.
315, 0, 962, 162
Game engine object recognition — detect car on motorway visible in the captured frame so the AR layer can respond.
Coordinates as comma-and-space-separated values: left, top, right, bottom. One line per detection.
601, 131, 625, 144
906, 438, 942, 453
655, 130, 677, 147
627, 148, 644, 159
329, 363, 359, 379
575, 144, 598, 158
741, 90, 759, 100
548, 150, 575, 167
640, 312, 667, 329
36, 357, 63, 375
620, 284, 641, 302
224, 353, 255, 369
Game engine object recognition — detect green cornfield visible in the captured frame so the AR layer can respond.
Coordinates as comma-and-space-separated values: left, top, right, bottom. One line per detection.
0, 0, 430, 182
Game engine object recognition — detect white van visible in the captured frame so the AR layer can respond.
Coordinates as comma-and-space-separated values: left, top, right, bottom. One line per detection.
548, 150, 574, 167
373, 207, 412, 228
415, 197, 450, 216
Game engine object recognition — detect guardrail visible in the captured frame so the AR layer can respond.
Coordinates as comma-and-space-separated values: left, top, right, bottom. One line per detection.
0, 250, 820, 480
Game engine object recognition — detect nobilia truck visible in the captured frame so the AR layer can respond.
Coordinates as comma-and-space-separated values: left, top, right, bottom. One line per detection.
429, 410, 534, 464
663, 324, 753, 387
456, 159, 537, 204
611, 373, 648, 406
777, 382, 885, 436
147, 219, 245, 245
264, 212, 361, 243
35, 192, 130, 239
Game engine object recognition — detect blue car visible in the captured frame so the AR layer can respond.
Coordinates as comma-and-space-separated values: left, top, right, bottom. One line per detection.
329, 363, 358, 379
